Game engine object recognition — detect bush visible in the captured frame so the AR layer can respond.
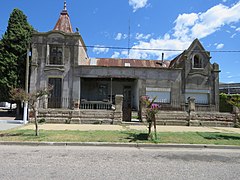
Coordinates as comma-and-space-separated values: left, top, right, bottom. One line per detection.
219, 93, 233, 112
219, 93, 240, 112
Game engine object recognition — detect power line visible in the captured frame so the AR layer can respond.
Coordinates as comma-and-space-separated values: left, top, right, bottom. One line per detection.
31, 42, 240, 53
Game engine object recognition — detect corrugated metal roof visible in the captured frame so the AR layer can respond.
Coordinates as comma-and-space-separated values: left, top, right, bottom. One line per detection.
93, 58, 171, 68
53, 2, 73, 33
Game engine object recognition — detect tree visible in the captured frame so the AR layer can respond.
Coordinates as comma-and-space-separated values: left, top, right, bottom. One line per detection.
0, 8, 33, 101
141, 96, 160, 140
10, 86, 53, 136
227, 95, 240, 109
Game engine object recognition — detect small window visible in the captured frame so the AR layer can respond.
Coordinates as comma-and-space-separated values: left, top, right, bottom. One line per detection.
193, 54, 202, 68
49, 46, 63, 65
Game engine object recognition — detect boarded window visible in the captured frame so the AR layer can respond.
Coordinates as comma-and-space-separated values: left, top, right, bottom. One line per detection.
185, 90, 209, 104
146, 87, 171, 103
49, 46, 63, 65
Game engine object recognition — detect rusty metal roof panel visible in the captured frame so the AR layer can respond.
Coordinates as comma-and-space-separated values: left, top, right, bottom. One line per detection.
95, 58, 171, 68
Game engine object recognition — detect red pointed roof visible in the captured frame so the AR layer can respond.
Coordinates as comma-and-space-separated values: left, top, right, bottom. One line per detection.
53, 1, 73, 33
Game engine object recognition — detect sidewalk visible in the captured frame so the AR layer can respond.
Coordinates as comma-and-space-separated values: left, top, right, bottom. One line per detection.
19, 123, 240, 134
2, 123, 240, 149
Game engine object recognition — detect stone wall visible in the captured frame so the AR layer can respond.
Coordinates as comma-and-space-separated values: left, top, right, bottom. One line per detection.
140, 97, 236, 127
31, 109, 122, 125
30, 108, 237, 127
30, 95, 123, 125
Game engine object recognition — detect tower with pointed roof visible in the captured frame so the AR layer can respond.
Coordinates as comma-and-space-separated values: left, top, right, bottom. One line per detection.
30, 1, 89, 110
53, 1, 73, 33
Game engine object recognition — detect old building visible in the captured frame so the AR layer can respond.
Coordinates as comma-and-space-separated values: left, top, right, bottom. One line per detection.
219, 83, 240, 94
30, 2, 220, 123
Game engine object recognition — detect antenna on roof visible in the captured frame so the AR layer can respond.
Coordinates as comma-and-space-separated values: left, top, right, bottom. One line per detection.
64, 1, 67, 11
128, 18, 131, 58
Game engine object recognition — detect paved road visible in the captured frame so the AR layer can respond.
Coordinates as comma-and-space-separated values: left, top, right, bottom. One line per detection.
0, 145, 240, 180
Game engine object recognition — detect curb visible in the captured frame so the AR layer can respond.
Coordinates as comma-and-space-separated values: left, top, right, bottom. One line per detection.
0, 141, 240, 150
0, 120, 24, 124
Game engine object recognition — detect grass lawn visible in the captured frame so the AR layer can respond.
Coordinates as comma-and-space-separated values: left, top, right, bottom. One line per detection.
1, 129, 240, 146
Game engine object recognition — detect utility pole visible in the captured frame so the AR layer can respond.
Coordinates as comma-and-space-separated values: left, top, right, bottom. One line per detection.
23, 46, 30, 124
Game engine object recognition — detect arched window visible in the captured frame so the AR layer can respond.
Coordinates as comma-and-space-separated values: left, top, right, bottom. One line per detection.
193, 54, 202, 68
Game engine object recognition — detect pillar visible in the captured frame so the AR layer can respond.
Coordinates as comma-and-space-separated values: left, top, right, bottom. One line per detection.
113, 95, 123, 124
72, 77, 81, 109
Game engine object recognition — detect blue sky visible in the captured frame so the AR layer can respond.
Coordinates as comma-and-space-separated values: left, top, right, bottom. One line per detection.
1, 0, 240, 83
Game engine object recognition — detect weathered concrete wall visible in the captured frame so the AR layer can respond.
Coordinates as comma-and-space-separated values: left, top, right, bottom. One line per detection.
76, 65, 183, 109
76, 65, 182, 81
30, 31, 89, 109
170, 40, 220, 111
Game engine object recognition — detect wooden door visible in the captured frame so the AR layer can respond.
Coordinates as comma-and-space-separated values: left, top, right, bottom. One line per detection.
48, 78, 62, 108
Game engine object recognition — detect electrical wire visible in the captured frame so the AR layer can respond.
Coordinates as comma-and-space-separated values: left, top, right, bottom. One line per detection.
31, 42, 240, 53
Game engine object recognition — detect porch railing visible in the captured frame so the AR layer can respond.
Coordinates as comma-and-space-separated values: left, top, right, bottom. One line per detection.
80, 101, 112, 110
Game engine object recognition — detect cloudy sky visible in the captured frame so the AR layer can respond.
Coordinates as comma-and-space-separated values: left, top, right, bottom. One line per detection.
1, 0, 240, 83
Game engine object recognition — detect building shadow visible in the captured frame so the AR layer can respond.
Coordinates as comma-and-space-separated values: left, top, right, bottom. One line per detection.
197, 132, 240, 141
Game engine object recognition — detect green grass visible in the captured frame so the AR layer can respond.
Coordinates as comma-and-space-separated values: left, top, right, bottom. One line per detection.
1, 129, 240, 146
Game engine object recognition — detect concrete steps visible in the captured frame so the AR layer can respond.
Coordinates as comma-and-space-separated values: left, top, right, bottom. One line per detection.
155, 111, 188, 126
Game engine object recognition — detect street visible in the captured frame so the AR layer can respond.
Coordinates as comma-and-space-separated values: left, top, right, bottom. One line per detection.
0, 145, 240, 180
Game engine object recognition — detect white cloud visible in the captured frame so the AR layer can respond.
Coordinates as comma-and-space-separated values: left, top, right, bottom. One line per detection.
191, 3, 240, 39
128, 38, 190, 59
135, 33, 151, 40
231, 33, 236, 38
173, 2, 240, 40
115, 33, 122, 40
112, 2, 240, 59
114, 33, 127, 40
93, 45, 109, 54
215, 43, 224, 49
222, 0, 227, 2
173, 13, 199, 41
129, 0, 148, 12
111, 52, 120, 58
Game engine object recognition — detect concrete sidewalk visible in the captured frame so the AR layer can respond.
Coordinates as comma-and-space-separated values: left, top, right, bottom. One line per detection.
19, 123, 240, 134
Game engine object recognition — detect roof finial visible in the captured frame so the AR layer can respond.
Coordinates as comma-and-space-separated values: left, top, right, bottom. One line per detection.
64, 1, 67, 11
